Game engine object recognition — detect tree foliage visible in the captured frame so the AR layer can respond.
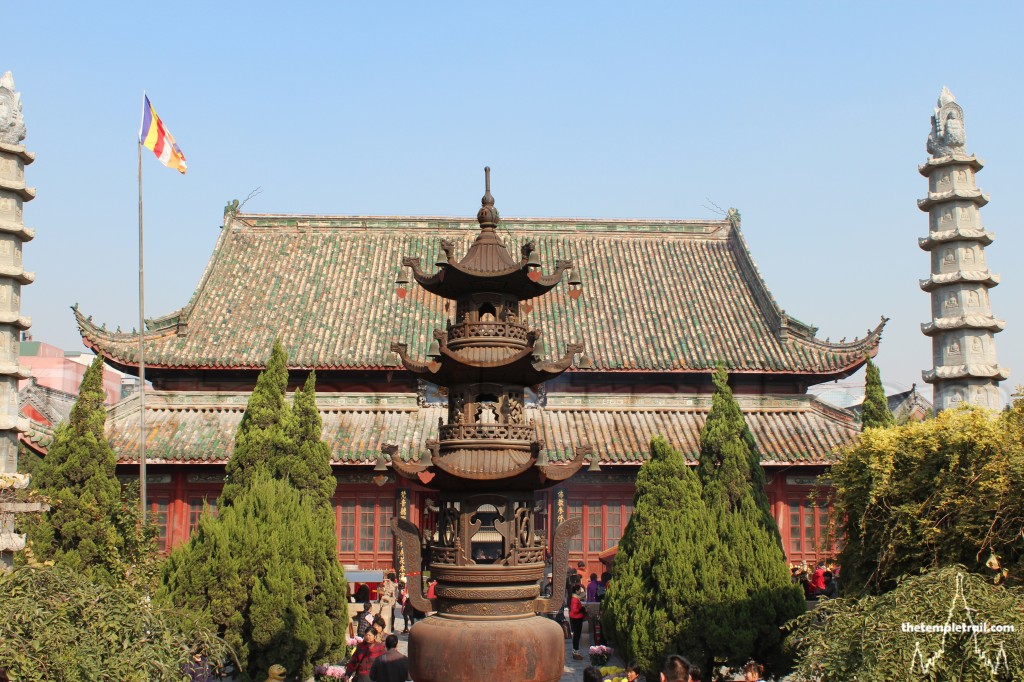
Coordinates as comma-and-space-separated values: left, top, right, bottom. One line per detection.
832, 398, 1024, 595
861, 357, 895, 429
697, 366, 804, 671
0, 563, 234, 682
220, 344, 335, 508
698, 365, 777, 537
28, 356, 155, 583
282, 371, 336, 507
220, 341, 295, 507
605, 368, 803, 677
161, 345, 346, 681
788, 566, 1024, 681
160, 473, 347, 681
602, 437, 718, 678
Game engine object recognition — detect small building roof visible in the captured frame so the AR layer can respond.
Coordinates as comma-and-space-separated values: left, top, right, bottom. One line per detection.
24, 390, 859, 466
848, 384, 934, 423
75, 214, 884, 380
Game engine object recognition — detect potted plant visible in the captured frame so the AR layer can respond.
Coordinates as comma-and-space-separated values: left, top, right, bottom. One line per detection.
588, 645, 613, 666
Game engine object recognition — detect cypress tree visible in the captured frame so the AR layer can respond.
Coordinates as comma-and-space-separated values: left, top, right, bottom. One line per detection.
601, 437, 718, 678
860, 357, 894, 429
29, 356, 152, 581
160, 472, 347, 681
698, 365, 775, 536
162, 345, 347, 679
220, 340, 296, 506
697, 365, 804, 671
283, 371, 336, 507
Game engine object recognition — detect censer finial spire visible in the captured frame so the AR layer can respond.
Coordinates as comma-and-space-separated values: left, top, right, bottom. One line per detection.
477, 166, 499, 227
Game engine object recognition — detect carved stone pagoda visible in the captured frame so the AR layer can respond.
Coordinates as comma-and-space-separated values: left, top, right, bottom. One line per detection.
919, 87, 1009, 411
0, 71, 37, 568
388, 168, 590, 682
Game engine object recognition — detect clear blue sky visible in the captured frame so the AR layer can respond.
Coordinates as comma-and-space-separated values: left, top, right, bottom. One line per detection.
7, 1, 1023, 405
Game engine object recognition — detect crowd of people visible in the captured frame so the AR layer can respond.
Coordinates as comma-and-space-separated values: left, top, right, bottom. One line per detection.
343, 572, 412, 682
581, 656, 766, 682
790, 560, 840, 600
558, 561, 612, 661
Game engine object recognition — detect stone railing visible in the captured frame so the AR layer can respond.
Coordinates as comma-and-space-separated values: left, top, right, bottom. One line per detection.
448, 321, 529, 344
440, 423, 535, 441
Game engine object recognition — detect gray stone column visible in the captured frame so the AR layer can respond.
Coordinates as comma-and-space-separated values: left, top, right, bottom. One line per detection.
919, 87, 1009, 411
0, 71, 35, 567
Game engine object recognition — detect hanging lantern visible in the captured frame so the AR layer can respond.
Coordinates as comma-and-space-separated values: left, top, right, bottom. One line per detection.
568, 269, 582, 300
395, 269, 410, 299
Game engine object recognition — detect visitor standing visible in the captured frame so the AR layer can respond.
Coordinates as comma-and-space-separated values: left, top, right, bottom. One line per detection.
372, 615, 388, 641
809, 561, 827, 595
401, 585, 416, 632
395, 581, 408, 632
378, 572, 397, 630
368, 634, 410, 682
345, 631, 386, 682
583, 667, 603, 682
660, 655, 691, 682
568, 576, 587, 660
742, 661, 764, 681
355, 602, 375, 637
183, 650, 213, 682
354, 583, 371, 604
624, 661, 641, 681
822, 571, 839, 599
586, 572, 600, 602
565, 560, 586, 609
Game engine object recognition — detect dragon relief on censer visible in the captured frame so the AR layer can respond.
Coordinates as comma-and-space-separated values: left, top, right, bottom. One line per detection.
383, 168, 592, 682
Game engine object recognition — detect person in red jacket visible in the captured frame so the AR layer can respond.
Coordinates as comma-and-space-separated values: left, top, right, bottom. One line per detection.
809, 561, 827, 596
568, 575, 587, 660
346, 630, 386, 682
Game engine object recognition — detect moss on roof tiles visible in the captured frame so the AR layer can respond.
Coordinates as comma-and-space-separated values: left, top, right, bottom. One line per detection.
77, 215, 882, 374
98, 392, 858, 466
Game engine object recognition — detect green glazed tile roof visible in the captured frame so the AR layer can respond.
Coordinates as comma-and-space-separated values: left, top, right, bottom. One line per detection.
93, 391, 858, 466
76, 214, 884, 375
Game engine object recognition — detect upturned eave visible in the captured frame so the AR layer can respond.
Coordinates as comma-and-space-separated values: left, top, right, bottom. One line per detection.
922, 364, 1011, 383
921, 315, 1006, 336
918, 154, 984, 177
917, 188, 989, 212
919, 270, 1000, 291
919, 228, 994, 250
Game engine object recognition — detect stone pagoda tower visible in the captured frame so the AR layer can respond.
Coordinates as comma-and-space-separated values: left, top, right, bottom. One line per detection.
0, 71, 36, 567
918, 87, 1009, 412
387, 168, 591, 682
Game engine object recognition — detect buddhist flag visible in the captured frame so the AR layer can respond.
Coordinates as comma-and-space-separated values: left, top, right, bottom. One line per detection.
139, 94, 187, 174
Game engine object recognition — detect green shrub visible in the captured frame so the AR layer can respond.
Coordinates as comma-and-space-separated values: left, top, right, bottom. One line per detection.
0, 564, 234, 682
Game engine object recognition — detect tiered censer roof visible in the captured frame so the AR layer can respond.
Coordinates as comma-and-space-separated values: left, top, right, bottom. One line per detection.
387, 168, 589, 681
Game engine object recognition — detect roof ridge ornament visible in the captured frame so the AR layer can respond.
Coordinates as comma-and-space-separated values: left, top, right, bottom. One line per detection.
476, 166, 500, 229
926, 86, 966, 158
0, 70, 27, 145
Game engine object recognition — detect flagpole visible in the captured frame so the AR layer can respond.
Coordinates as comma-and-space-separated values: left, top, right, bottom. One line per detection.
137, 135, 147, 524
